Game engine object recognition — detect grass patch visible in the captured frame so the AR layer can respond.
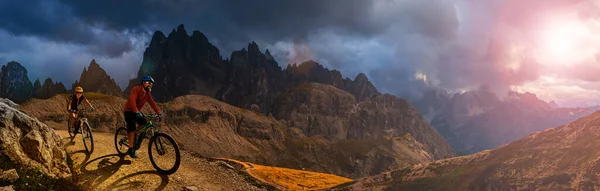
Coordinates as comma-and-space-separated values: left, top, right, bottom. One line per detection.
82, 92, 113, 100
246, 163, 353, 190
214, 158, 353, 191
0, 154, 83, 191
12, 166, 83, 191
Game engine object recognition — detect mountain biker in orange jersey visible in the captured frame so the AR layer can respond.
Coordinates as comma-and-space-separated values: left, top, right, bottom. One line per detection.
67, 86, 95, 134
123, 76, 163, 158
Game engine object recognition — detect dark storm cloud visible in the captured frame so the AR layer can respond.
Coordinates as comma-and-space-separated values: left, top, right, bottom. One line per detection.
54, 0, 383, 55
0, 0, 134, 57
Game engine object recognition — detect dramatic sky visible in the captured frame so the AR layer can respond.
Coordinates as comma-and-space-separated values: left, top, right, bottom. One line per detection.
1, 0, 599, 107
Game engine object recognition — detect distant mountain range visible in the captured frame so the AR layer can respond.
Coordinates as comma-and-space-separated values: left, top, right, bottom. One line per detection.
337, 110, 600, 190
413, 87, 598, 154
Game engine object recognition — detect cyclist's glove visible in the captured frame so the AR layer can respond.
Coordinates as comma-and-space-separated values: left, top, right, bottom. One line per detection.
135, 112, 143, 118
158, 113, 164, 118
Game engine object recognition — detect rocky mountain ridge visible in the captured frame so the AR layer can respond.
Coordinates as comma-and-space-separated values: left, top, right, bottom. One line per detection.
21, 89, 455, 179
415, 88, 597, 154
338, 110, 600, 190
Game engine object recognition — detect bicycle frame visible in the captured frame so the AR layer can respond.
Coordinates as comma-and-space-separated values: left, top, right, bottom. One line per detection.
72, 109, 92, 132
131, 115, 162, 146
135, 121, 157, 139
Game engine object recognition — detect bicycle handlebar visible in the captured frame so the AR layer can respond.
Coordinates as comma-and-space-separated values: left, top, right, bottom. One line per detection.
143, 114, 164, 121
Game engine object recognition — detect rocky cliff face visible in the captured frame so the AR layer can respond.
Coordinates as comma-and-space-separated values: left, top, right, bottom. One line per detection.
33, 78, 67, 99
272, 83, 454, 158
216, 42, 287, 114
339, 110, 600, 190
124, 25, 228, 102
73, 59, 122, 96
0, 62, 33, 103
283, 61, 379, 102
272, 83, 357, 140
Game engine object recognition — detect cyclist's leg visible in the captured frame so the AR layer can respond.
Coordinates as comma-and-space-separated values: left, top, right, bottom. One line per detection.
69, 113, 75, 131
124, 112, 137, 148
73, 112, 80, 133
133, 116, 148, 145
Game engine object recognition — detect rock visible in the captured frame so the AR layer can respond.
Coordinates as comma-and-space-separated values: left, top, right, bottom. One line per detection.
0, 169, 19, 184
250, 104, 261, 113
0, 102, 71, 179
0, 98, 18, 109
0, 185, 14, 191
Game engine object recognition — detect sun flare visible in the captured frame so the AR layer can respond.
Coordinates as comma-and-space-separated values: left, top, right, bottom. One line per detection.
544, 27, 573, 55
536, 18, 590, 66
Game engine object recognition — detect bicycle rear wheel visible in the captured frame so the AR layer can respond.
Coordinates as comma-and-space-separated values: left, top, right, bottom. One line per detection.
148, 133, 181, 175
82, 122, 94, 153
114, 127, 129, 155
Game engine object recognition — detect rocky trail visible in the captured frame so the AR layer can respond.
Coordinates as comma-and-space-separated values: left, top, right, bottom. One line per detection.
57, 130, 267, 191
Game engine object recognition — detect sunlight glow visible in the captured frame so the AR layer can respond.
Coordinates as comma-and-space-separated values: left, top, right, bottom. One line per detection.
534, 14, 593, 67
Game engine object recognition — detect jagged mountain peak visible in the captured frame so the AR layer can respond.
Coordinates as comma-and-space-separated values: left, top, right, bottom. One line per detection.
73, 59, 122, 96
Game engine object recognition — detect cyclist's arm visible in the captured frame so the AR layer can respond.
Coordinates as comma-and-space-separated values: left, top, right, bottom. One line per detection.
85, 98, 94, 108
67, 97, 72, 110
148, 95, 161, 114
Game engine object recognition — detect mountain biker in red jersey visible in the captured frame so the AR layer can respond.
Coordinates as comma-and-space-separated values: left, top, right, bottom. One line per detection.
123, 76, 163, 158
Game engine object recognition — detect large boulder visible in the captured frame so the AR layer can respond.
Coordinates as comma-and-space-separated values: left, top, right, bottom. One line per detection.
0, 99, 17, 109
0, 102, 70, 179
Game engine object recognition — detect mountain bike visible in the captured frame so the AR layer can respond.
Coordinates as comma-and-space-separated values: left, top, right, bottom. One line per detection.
114, 114, 181, 175
67, 108, 95, 153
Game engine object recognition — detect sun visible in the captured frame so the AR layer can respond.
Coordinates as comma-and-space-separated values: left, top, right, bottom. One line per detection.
544, 27, 573, 55
536, 19, 588, 66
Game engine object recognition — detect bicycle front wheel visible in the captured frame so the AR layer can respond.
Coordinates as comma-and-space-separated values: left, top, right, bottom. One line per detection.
148, 133, 181, 175
82, 122, 94, 153
67, 118, 74, 138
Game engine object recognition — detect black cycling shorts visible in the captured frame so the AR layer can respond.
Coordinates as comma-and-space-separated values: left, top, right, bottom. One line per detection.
124, 112, 147, 133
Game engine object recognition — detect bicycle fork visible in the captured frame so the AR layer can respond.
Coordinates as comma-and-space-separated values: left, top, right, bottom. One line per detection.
154, 136, 166, 155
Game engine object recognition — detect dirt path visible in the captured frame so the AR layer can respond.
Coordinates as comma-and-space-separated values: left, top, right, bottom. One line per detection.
57, 130, 267, 191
